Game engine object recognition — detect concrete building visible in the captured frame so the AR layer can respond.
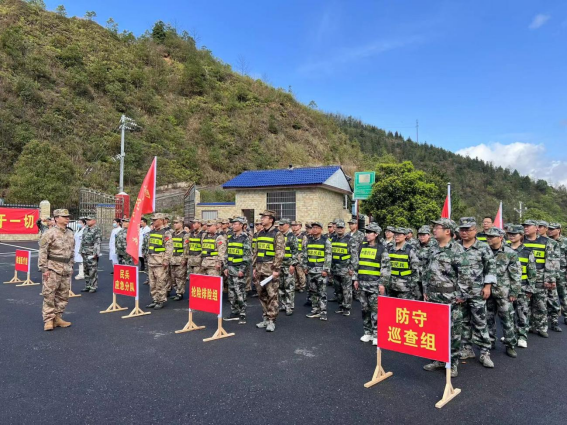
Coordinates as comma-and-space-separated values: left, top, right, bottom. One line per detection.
195, 166, 353, 225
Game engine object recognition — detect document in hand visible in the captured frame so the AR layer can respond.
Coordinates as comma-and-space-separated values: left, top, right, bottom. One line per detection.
260, 275, 273, 287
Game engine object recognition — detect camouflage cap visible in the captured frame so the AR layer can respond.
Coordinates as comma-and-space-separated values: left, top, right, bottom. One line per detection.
164, 214, 171, 220
432, 218, 457, 231
327, 222, 335, 226
365, 222, 382, 234
206, 219, 217, 226
406, 228, 414, 234
189, 218, 198, 223
392, 227, 408, 235
260, 210, 276, 218
85, 215, 96, 220
311, 221, 323, 228
335, 219, 346, 228
53, 209, 71, 217
231, 216, 246, 224
254, 218, 262, 225
173, 216, 184, 223
305, 221, 312, 228
199, 219, 207, 225
221, 218, 230, 224
418, 225, 431, 235
291, 220, 302, 226
151, 213, 166, 220
507, 224, 524, 235
537, 220, 549, 228
548, 222, 562, 230
348, 218, 358, 224
122, 217, 130, 223
485, 227, 503, 237
458, 217, 477, 228
278, 218, 291, 225
385, 226, 395, 232
522, 219, 538, 226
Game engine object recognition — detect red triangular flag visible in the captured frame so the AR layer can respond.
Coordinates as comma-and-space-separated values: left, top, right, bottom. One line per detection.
494, 201, 503, 229
126, 157, 157, 264
441, 183, 451, 218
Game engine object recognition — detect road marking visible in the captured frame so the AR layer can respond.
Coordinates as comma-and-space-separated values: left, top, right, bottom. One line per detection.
0, 242, 39, 252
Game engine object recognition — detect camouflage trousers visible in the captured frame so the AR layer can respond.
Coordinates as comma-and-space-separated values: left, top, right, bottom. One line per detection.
461, 295, 491, 352
546, 286, 561, 325
486, 295, 517, 348
201, 266, 221, 277
279, 265, 295, 313
118, 256, 134, 266
42, 271, 71, 322
246, 264, 253, 291
359, 285, 379, 337
254, 272, 279, 322
387, 288, 417, 301
333, 274, 352, 311
429, 294, 464, 365
81, 254, 98, 290
556, 277, 567, 319
228, 273, 247, 316
148, 265, 168, 303
529, 290, 548, 332
295, 265, 306, 291
170, 264, 187, 295
308, 273, 328, 317
513, 293, 530, 341
165, 265, 174, 292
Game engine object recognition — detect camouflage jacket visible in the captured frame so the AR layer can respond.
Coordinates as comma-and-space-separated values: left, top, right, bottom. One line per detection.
302, 234, 332, 274
349, 230, 366, 252
142, 231, 150, 257
416, 239, 438, 272
293, 230, 307, 264
511, 243, 537, 294
353, 242, 391, 290
490, 244, 522, 299
147, 226, 173, 266
282, 230, 299, 267
381, 238, 394, 250
115, 228, 133, 265
331, 233, 358, 275
423, 239, 472, 302
524, 235, 560, 284
170, 229, 189, 266
406, 238, 419, 248
39, 225, 75, 275
387, 242, 421, 292
201, 232, 227, 269
224, 231, 252, 275
252, 225, 286, 274
459, 239, 497, 296
80, 225, 102, 256
553, 235, 567, 277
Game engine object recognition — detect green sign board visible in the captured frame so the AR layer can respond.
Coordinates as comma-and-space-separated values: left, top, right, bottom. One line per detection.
353, 171, 375, 200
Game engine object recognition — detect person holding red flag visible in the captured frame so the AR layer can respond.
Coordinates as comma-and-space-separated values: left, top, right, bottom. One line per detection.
145, 213, 173, 309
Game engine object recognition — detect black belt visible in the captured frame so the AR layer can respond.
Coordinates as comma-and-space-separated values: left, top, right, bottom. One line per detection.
430, 286, 457, 294
48, 255, 72, 264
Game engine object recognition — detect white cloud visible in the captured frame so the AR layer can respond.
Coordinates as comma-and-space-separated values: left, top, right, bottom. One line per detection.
456, 142, 567, 187
529, 14, 550, 30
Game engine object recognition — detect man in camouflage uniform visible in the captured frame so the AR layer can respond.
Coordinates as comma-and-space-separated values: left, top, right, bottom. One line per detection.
253, 210, 285, 332
548, 223, 567, 325
39, 209, 75, 331
115, 218, 133, 265
405, 228, 419, 248
476, 216, 494, 242
146, 213, 173, 310
304, 221, 333, 321
223, 217, 251, 324
458, 217, 496, 368
522, 219, 560, 336
168, 217, 189, 301
331, 220, 357, 316
291, 220, 307, 293
538, 221, 563, 331
423, 218, 471, 377
186, 218, 203, 283
416, 225, 437, 298
387, 227, 421, 300
485, 227, 521, 357
278, 219, 299, 316
326, 222, 336, 241
507, 225, 537, 347
353, 222, 391, 345
382, 226, 395, 249
348, 217, 366, 249
80, 215, 102, 293
200, 221, 227, 276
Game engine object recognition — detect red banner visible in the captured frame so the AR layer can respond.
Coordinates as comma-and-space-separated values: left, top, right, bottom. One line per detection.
15, 250, 31, 273
188, 274, 222, 316
113, 264, 138, 299
377, 296, 450, 363
0, 208, 39, 234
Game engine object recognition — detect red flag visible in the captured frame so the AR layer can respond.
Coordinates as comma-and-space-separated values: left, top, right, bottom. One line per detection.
126, 157, 157, 264
441, 183, 451, 219
494, 201, 503, 229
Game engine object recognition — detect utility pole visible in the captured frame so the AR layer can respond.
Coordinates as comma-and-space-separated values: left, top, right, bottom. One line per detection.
118, 114, 138, 194
514, 201, 527, 220
416, 119, 419, 144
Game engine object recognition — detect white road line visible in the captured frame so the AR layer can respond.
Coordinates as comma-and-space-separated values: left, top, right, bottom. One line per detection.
0, 242, 39, 252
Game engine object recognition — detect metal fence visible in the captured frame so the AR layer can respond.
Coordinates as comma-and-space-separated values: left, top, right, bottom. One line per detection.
183, 184, 196, 225
79, 188, 124, 239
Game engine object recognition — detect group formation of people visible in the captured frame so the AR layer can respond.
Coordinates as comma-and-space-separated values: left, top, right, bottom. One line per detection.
37, 209, 567, 377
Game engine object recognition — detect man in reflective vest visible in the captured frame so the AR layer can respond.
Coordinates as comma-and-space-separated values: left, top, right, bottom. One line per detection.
278, 218, 299, 316
187, 218, 203, 278
353, 222, 391, 345
201, 220, 227, 276
303, 221, 332, 321
548, 222, 567, 326
223, 217, 251, 324
291, 220, 307, 293
331, 220, 357, 316
522, 219, 560, 336
476, 216, 493, 242
146, 213, 173, 310
387, 227, 421, 300
253, 210, 285, 332
507, 225, 537, 348
169, 217, 189, 301
538, 220, 563, 331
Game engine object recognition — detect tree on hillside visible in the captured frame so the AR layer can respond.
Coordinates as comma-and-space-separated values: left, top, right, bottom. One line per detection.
84, 11, 96, 21
106, 17, 118, 34
8, 141, 77, 206
55, 5, 66, 17
362, 161, 441, 229
26, 0, 46, 9
152, 21, 167, 43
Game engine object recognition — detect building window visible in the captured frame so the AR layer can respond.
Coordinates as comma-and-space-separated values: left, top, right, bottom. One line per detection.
202, 210, 218, 220
266, 191, 296, 221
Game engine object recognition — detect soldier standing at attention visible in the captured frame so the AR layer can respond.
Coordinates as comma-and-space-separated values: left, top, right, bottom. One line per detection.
80, 215, 102, 293
291, 221, 307, 294
457, 217, 496, 368
382, 226, 395, 248
327, 222, 336, 240
405, 229, 419, 248
115, 218, 133, 266
387, 227, 421, 299
331, 220, 357, 317
186, 218, 204, 279
422, 219, 471, 378
537, 221, 562, 331
348, 218, 365, 249
548, 223, 567, 326
278, 218, 299, 316
200, 221, 227, 276
169, 217, 189, 301
223, 217, 251, 324
145, 213, 173, 310
485, 227, 521, 358
416, 225, 437, 298
476, 216, 493, 242
253, 210, 285, 332
39, 209, 75, 331
304, 221, 333, 321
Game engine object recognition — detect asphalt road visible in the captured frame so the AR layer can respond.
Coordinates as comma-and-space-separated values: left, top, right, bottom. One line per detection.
0, 240, 566, 425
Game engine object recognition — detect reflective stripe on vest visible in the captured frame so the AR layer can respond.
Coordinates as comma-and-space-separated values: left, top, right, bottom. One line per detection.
477, 236, 487, 242
389, 252, 412, 277
201, 238, 218, 257
228, 241, 244, 264
256, 228, 278, 262
331, 241, 351, 262
307, 244, 325, 263
524, 241, 546, 268
358, 246, 382, 278
297, 235, 303, 251
148, 233, 165, 252
172, 236, 184, 256
189, 237, 202, 255
519, 257, 528, 281
284, 236, 292, 258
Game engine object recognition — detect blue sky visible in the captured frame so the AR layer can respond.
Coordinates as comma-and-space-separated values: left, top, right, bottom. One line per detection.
46, 0, 567, 185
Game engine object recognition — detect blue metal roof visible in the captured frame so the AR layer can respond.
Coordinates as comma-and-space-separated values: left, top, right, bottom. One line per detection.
197, 202, 236, 206
223, 166, 341, 189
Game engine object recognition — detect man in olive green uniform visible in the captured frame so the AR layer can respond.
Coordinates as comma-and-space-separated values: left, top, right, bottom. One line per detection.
537, 221, 563, 331
186, 218, 203, 281
548, 223, 567, 326
146, 213, 173, 310
115, 218, 133, 265
331, 220, 357, 316
169, 217, 189, 301
39, 209, 75, 331
253, 210, 286, 332
278, 218, 299, 315
80, 215, 102, 293
387, 227, 421, 299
